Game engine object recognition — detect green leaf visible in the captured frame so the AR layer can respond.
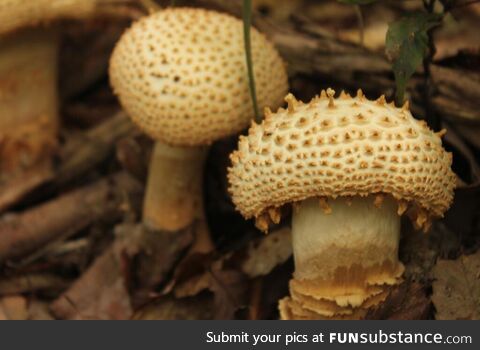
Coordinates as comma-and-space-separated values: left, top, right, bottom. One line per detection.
385, 12, 442, 104
337, 0, 378, 4
242, 0, 261, 123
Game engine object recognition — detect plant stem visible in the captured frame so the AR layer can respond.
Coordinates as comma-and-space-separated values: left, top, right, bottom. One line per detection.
242, 0, 261, 123
354, 5, 365, 45
423, 0, 441, 131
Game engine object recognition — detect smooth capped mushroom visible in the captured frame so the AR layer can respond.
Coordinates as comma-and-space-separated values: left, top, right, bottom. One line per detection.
227, 88, 456, 319
109, 7, 288, 252
0, 0, 130, 210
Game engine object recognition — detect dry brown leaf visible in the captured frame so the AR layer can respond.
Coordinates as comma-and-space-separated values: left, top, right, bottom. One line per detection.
27, 300, 55, 320
173, 257, 247, 319
209, 260, 247, 319
241, 227, 292, 278
51, 223, 192, 319
132, 294, 213, 320
0, 296, 28, 320
432, 250, 480, 320
366, 282, 431, 320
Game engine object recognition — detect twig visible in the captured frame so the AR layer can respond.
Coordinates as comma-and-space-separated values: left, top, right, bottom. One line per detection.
447, 0, 480, 10
54, 111, 135, 188
422, 0, 441, 131
0, 172, 142, 263
354, 5, 364, 46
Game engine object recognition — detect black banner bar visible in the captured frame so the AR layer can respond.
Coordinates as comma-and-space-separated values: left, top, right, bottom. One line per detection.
0, 321, 477, 349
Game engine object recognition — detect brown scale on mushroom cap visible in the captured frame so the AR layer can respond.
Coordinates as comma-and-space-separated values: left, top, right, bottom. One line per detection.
109, 7, 288, 146
228, 89, 456, 230
0, 0, 124, 35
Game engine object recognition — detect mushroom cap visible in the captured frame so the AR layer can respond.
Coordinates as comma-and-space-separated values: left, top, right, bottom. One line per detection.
0, 0, 118, 35
109, 7, 288, 146
228, 89, 456, 222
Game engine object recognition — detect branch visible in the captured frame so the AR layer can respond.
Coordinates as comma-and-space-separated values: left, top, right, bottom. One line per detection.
0, 172, 142, 263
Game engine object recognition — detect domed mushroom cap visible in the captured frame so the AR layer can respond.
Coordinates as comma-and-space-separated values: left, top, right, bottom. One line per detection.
0, 0, 118, 35
109, 7, 288, 146
228, 89, 456, 227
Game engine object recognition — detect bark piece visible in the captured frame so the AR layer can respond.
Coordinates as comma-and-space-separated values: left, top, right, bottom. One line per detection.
0, 172, 142, 262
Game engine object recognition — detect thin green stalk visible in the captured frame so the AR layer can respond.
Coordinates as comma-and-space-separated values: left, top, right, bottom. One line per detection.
354, 5, 365, 45
242, 0, 261, 123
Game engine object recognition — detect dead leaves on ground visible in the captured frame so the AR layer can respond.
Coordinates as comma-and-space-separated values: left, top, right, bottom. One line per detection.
50, 223, 193, 320
432, 250, 480, 320
142, 228, 293, 320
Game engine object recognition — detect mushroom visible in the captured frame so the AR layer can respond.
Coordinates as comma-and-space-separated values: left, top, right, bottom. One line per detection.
0, 0, 129, 210
228, 88, 456, 319
109, 8, 288, 251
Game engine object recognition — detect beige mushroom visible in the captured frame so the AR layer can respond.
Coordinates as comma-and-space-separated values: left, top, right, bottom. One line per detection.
0, 0, 129, 210
228, 88, 456, 319
109, 7, 288, 252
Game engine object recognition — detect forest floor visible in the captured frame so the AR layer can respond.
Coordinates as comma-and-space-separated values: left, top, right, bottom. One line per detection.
0, 0, 479, 320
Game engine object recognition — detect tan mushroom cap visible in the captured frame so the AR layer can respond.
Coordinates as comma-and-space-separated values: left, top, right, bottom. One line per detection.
228, 89, 456, 228
0, 0, 122, 35
109, 7, 288, 146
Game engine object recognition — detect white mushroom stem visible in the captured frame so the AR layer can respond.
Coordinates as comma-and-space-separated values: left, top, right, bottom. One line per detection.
291, 195, 403, 308
0, 29, 59, 210
143, 141, 213, 252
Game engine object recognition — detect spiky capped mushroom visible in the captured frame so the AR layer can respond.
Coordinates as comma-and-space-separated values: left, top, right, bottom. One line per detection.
109, 7, 288, 251
228, 88, 456, 319
0, 0, 129, 210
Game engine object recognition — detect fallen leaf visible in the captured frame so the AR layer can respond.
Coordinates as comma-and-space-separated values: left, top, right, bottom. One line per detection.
366, 282, 431, 320
173, 258, 247, 319
241, 227, 292, 278
51, 223, 192, 319
209, 260, 247, 319
0, 296, 28, 320
432, 250, 480, 319
27, 300, 55, 320
132, 294, 213, 320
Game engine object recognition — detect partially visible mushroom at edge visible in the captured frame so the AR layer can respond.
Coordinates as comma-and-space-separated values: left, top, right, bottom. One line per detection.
227, 88, 456, 319
0, 0, 130, 210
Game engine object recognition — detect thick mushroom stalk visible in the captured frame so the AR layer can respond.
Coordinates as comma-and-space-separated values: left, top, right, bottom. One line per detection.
144, 142, 212, 252
279, 195, 404, 319
0, 29, 59, 210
